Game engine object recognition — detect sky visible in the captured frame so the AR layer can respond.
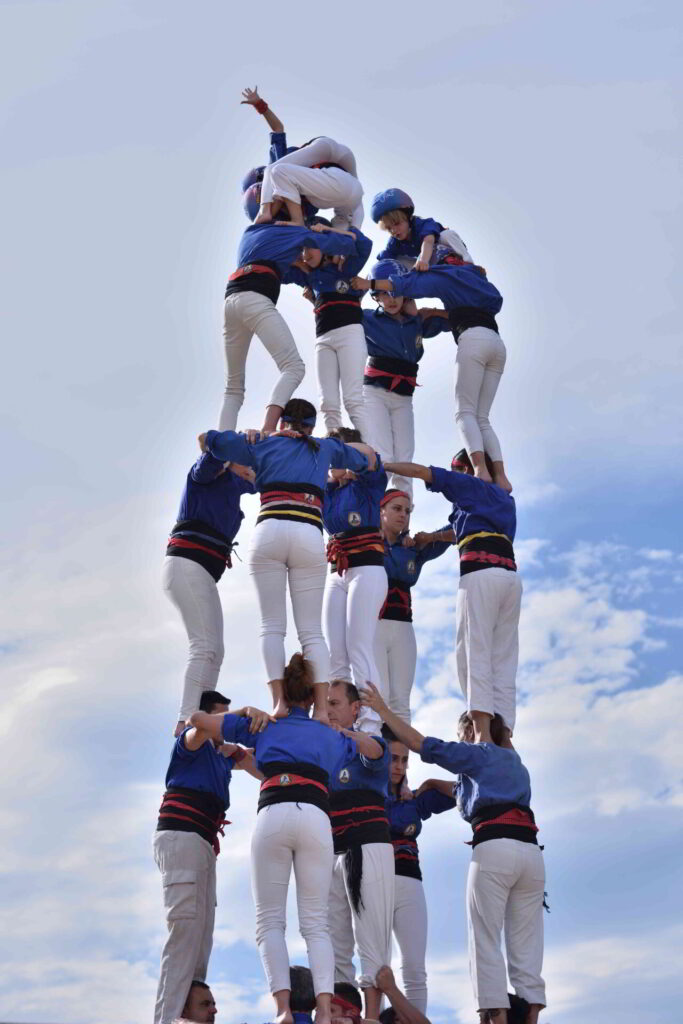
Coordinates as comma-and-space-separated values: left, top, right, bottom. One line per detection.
1, 0, 682, 1022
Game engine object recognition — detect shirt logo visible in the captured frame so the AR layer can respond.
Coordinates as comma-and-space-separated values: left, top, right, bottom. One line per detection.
407, 560, 416, 574
279, 774, 291, 785
404, 824, 416, 836
416, 334, 423, 350
244, 264, 253, 274
304, 493, 316, 504
348, 511, 361, 526
336, 279, 350, 293
338, 768, 350, 784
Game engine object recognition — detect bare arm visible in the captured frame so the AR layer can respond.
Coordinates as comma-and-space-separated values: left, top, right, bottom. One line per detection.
418, 306, 449, 320
383, 461, 432, 483
309, 222, 357, 240
415, 234, 436, 272
188, 707, 275, 742
415, 778, 455, 799
360, 683, 425, 754
412, 530, 455, 548
241, 86, 284, 133
333, 725, 383, 759
376, 967, 431, 1024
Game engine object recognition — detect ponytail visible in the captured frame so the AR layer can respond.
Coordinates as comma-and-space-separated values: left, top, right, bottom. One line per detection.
281, 398, 320, 454
282, 652, 315, 705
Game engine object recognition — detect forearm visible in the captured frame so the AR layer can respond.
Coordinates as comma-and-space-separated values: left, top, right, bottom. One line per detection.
383, 461, 432, 482
188, 711, 224, 742
263, 108, 284, 132
427, 530, 455, 544
344, 729, 382, 759
422, 778, 455, 798
418, 235, 435, 264
374, 705, 424, 754
383, 982, 430, 1024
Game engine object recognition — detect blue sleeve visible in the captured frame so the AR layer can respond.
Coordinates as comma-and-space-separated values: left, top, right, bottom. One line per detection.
310, 230, 357, 257
421, 313, 452, 339
175, 728, 202, 760
283, 265, 309, 288
343, 228, 373, 276
414, 787, 457, 819
220, 713, 252, 746
189, 451, 225, 484
205, 430, 256, 468
416, 523, 455, 567
388, 269, 439, 300
421, 735, 488, 776
357, 455, 387, 492
234, 472, 257, 496
326, 438, 370, 474
413, 216, 445, 241
269, 131, 287, 163
427, 465, 482, 511
377, 237, 399, 260
360, 736, 389, 771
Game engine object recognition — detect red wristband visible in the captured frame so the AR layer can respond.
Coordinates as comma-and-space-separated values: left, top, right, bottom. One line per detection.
255, 99, 268, 115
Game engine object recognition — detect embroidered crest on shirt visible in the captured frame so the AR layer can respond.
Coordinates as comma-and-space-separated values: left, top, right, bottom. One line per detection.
279, 774, 291, 785
416, 334, 423, 351
339, 768, 350, 784
335, 279, 350, 293
304, 493, 316, 504
407, 560, 416, 574
348, 511, 361, 527
404, 823, 416, 836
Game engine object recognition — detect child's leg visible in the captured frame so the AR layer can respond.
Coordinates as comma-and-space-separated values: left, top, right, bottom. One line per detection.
389, 392, 415, 497
473, 329, 510, 491
454, 329, 489, 481
238, 293, 305, 432
336, 324, 371, 440
315, 334, 343, 433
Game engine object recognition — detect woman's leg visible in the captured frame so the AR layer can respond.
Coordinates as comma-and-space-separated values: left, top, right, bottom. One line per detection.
491, 572, 522, 734
386, 622, 417, 724
328, 854, 357, 986
373, 620, 392, 710
504, 844, 546, 1013
323, 571, 351, 682
393, 875, 428, 1014
287, 523, 330, 721
220, 294, 254, 431
345, 566, 388, 734
472, 328, 510, 490
344, 843, 395, 1019
335, 325, 371, 440
251, 804, 296, 1024
456, 573, 500, 738
162, 557, 225, 728
388, 392, 415, 497
237, 292, 306, 432
454, 329, 490, 481
292, 805, 336, 1022
363, 386, 394, 467
315, 334, 343, 433
248, 520, 289, 714
466, 841, 515, 1015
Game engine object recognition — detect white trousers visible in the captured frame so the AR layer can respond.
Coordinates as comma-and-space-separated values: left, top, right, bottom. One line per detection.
456, 568, 522, 732
466, 839, 546, 1009
439, 228, 473, 263
251, 802, 335, 996
328, 843, 395, 989
262, 137, 363, 228
220, 291, 306, 431
248, 519, 330, 683
393, 875, 428, 1014
323, 565, 388, 733
362, 386, 415, 496
162, 556, 224, 723
454, 326, 506, 463
373, 619, 417, 724
153, 830, 217, 1024
315, 324, 371, 438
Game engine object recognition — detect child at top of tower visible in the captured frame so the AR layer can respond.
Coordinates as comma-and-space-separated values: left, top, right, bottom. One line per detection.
371, 188, 473, 271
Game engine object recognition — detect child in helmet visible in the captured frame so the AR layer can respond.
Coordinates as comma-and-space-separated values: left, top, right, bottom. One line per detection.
360, 259, 452, 495
371, 188, 472, 271
352, 257, 512, 492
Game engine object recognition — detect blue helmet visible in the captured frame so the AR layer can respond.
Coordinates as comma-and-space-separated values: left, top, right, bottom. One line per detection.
371, 188, 414, 223
369, 259, 407, 293
241, 166, 265, 193
243, 182, 262, 221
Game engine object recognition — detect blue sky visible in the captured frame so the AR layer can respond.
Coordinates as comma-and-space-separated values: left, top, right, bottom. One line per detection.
1, 1, 682, 1022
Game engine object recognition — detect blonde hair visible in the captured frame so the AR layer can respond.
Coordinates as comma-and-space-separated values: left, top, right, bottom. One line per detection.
379, 209, 409, 230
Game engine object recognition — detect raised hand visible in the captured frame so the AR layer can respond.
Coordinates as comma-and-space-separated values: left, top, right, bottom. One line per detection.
244, 707, 277, 732
240, 86, 262, 106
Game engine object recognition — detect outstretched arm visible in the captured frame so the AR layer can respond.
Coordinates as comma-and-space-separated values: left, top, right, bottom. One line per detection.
376, 966, 431, 1024
384, 461, 432, 483
332, 725, 383, 760
345, 441, 377, 471
241, 86, 284, 133
361, 683, 425, 754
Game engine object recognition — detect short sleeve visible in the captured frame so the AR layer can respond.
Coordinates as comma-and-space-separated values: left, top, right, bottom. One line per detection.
221, 713, 252, 746
360, 736, 389, 771
420, 735, 486, 776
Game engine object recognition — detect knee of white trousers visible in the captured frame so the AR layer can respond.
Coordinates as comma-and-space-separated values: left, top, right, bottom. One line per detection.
270, 163, 302, 203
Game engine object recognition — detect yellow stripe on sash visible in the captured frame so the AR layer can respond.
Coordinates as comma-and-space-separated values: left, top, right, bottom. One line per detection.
457, 530, 510, 549
258, 509, 322, 523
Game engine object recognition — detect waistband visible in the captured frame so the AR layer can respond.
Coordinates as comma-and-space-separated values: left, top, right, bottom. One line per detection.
364, 355, 420, 397
258, 761, 330, 814
166, 520, 235, 582
157, 787, 228, 855
311, 161, 345, 171
330, 788, 391, 853
225, 259, 281, 303
257, 482, 324, 531
391, 837, 422, 880
228, 262, 280, 282
458, 531, 516, 575
380, 578, 413, 622
448, 307, 499, 343
314, 294, 363, 336
327, 527, 384, 574
470, 803, 538, 848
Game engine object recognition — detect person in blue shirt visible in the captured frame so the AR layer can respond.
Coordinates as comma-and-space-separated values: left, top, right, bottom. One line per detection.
284, 218, 374, 439
383, 452, 520, 744
375, 489, 455, 724
163, 451, 256, 734
190, 655, 383, 1024
383, 725, 456, 1015
370, 187, 473, 270
361, 686, 547, 1024
154, 688, 270, 1024
360, 259, 453, 496
321, 427, 388, 734
352, 254, 512, 493
200, 398, 373, 724
220, 220, 357, 435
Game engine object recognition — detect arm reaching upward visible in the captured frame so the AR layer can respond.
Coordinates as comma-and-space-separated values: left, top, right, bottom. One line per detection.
360, 683, 425, 754
240, 85, 284, 133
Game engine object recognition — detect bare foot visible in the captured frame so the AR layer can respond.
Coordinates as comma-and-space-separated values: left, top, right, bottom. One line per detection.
174, 721, 185, 738
493, 472, 513, 493
254, 209, 272, 224
275, 1012, 294, 1024
313, 708, 330, 726
474, 465, 493, 484
272, 699, 290, 719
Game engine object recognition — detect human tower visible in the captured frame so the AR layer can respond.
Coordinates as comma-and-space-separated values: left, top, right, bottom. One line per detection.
154, 87, 546, 1024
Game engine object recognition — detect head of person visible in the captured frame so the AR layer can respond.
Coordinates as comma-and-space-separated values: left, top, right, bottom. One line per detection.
369, 258, 409, 316
457, 711, 506, 745
380, 489, 412, 538
370, 188, 415, 239
290, 965, 316, 1014
301, 216, 333, 268
451, 447, 495, 478
180, 980, 216, 1023
327, 427, 362, 482
327, 680, 361, 730
382, 724, 409, 794
199, 690, 231, 715
379, 1009, 398, 1024
331, 982, 363, 1024
279, 398, 317, 437
282, 654, 314, 711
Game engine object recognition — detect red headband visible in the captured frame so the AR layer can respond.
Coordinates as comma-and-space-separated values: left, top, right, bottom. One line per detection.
331, 996, 362, 1021
380, 490, 410, 507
